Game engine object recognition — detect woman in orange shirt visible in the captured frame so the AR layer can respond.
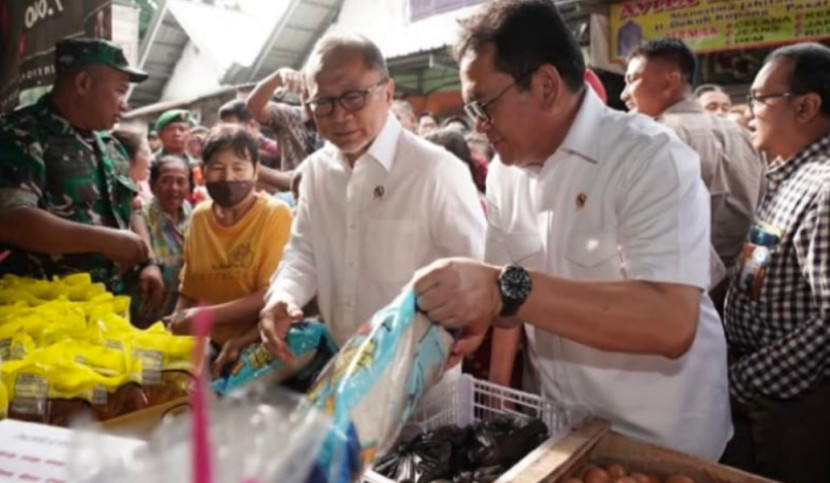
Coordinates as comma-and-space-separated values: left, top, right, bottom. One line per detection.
166, 124, 293, 376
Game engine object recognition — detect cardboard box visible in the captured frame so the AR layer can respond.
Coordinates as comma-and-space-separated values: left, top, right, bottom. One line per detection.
100, 396, 190, 439
0, 419, 145, 482
499, 417, 779, 483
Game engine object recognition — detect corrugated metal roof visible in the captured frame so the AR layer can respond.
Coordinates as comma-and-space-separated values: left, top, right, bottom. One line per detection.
222, 0, 343, 84
129, 0, 290, 107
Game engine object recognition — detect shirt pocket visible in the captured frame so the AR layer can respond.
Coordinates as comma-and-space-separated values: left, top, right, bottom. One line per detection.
564, 230, 620, 279
365, 219, 425, 284
504, 232, 544, 267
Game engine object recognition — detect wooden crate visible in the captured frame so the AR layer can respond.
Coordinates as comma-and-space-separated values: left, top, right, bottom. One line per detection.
498, 417, 779, 483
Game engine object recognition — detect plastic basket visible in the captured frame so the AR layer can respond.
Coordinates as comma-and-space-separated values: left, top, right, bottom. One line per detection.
361, 374, 574, 483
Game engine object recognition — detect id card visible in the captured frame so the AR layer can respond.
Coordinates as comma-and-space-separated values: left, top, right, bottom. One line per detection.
734, 221, 782, 300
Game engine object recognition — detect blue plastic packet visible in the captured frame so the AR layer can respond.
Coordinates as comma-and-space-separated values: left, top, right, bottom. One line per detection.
306, 290, 455, 482
212, 320, 338, 395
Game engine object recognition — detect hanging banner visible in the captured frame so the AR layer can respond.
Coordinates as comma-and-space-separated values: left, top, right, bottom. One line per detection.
609, 0, 830, 61
408, 0, 488, 22
0, 0, 111, 112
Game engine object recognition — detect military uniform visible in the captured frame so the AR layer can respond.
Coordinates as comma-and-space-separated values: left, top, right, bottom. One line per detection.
154, 109, 196, 165
0, 38, 148, 290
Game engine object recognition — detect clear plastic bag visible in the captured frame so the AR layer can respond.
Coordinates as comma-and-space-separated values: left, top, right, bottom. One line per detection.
69, 382, 331, 483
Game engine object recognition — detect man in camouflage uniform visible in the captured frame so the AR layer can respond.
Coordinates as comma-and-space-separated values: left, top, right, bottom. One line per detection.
0, 38, 163, 303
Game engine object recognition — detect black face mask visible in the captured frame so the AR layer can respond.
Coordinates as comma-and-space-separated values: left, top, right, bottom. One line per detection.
205, 180, 254, 207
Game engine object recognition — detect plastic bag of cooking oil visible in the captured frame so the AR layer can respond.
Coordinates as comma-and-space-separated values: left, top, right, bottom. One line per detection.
0, 329, 36, 361
212, 320, 338, 395
0, 365, 7, 419
1, 349, 122, 425
306, 290, 455, 483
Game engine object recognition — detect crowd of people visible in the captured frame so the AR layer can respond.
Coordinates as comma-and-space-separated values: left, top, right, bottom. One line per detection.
0, 0, 829, 482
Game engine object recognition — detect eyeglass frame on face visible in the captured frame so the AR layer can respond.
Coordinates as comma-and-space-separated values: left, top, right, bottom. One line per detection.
304, 78, 389, 117
463, 68, 537, 125
746, 91, 804, 116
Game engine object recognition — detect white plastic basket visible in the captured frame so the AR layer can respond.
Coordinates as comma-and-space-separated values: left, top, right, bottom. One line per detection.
361, 374, 574, 483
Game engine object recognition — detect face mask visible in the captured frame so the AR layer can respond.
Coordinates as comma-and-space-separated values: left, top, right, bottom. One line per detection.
206, 180, 254, 208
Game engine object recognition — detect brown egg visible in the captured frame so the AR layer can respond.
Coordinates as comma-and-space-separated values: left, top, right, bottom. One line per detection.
605, 463, 627, 479
560, 478, 584, 483
614, 478, 637, 483
583, 467, 612, 483
664, 475, 696, 483
629, 473, 651, 483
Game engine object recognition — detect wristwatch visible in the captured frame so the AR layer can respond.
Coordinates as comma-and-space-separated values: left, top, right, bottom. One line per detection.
498, 265, 532, 317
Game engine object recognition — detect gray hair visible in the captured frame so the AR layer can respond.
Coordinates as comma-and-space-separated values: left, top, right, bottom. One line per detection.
305, 32, 389, 80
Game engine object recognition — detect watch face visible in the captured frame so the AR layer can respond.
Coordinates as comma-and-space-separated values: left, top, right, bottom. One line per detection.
500, 265, 532, 300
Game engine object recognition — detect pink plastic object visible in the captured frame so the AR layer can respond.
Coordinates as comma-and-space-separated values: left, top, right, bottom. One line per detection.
0, 250, 9, 264
191, 308, 213, 483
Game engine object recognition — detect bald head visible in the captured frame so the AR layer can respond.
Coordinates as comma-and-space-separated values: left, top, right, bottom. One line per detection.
51, 63, 130, 131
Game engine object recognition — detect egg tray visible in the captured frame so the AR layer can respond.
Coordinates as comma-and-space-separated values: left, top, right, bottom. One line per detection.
500, 417, 781, 483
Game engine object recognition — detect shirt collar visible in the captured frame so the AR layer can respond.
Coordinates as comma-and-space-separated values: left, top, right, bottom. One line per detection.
331, 113, 401, 171
766, 132, 830, 182
659, 98, 705, 117
556, 89, 607, 164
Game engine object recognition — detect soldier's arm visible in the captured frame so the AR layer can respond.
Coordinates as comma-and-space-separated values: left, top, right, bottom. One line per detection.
0, 207, 130, 255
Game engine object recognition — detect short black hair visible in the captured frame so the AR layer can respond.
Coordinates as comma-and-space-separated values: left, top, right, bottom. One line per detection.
765, 42, 830, 117
694, 83, 725, 98
111, 128, 144, 163
417, 112, 438, 123
442, 115, 471, 132
629, 38, 697, 85
149, 155, 194, 191
425, 129, 479, 191
218, 99, 254, 123
202, 124, 259, 166
455, 0, 585, 92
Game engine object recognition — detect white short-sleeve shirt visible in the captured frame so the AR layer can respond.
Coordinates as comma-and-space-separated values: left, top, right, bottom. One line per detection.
486, 91, 731, 460
269, 114, 486, 346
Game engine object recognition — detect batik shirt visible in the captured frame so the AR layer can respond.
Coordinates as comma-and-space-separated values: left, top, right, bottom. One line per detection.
140, 197, 191, 319
0, 94, 136, 289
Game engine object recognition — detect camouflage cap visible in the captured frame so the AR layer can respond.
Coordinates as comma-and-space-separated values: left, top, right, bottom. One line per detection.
155, 109, 195, 132
55, 37, 148, 83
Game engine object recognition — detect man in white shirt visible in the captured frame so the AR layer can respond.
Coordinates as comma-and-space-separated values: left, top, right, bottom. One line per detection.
412, 0, 731, 460
259, 33, 486, 357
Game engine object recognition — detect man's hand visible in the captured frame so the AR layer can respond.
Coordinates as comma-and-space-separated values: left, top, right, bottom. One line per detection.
444, 321, 489, 370
413, 258, 502, 329
100, 229, 149, 272
139, 264, 164, 313
259, 296, 303, 363
211, 337, 248, 379
275, 68, 306, 95
164, 307, 199, 335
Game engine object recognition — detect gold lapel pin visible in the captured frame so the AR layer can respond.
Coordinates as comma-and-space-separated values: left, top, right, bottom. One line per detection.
374, 186, 385, 200
576, 193, 587, 209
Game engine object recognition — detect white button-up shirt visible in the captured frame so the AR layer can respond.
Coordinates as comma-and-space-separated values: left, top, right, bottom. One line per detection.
269, 114, 486, 346
486, 91, 731, 460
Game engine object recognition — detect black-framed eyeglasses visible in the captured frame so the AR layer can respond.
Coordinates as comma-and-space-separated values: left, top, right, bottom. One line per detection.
305, 78, 389, 117
746, 91, 802, 115
463, 69, 537, 125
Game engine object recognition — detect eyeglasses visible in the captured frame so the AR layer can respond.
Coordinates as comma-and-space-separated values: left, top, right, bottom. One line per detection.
746, 91, 802, 116
463, 69, 537, 125
305, 79, 389, 117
